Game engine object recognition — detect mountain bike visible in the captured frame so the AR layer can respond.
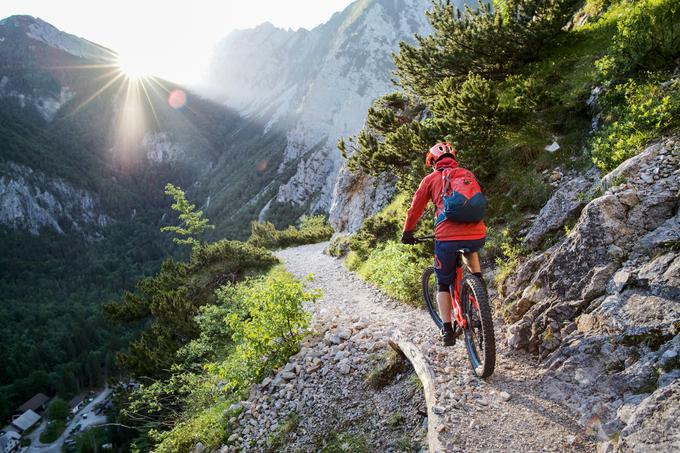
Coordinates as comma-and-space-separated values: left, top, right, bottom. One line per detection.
416, 235, 496, 378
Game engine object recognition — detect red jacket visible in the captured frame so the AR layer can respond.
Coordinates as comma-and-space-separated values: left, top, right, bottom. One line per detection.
403, 157, 486, 241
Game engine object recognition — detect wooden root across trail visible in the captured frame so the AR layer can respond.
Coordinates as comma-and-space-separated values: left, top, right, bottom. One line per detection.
389, 332, 445, 453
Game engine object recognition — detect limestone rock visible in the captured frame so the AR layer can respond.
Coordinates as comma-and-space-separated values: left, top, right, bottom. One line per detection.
524, 168, 598, 248
0, 162, 111, 235
206, 0, 432, 226
503, 137, 679, 453
616, 380, 680, 452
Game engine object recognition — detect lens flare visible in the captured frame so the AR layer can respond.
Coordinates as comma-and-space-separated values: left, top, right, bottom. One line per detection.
168, 89, 187, 109
256, 159, 269, 172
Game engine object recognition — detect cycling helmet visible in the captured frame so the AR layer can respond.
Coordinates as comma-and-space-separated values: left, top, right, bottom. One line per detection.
425, 142, 456, 167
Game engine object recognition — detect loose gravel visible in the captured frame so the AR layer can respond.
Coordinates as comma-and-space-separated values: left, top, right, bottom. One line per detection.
224, 242, 596, 452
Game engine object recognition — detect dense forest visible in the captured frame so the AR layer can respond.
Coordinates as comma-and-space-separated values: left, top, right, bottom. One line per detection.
0, 33, 294, 421
0, 214, 175, 421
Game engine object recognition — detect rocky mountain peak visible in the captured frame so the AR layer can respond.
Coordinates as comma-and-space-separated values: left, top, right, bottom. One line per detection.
0, 14, 114, 63
204, 0, 457, 230
0, 14, 43, 28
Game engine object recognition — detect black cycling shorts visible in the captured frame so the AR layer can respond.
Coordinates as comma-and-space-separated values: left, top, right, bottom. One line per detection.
434, 238, 485, 290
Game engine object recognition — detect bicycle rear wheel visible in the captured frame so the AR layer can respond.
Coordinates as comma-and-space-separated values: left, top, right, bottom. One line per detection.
461, 275, 496, 378
421, 266, 443, 329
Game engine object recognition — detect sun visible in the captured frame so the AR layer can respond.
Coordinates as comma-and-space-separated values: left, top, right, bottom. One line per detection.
116, 53, 153, 80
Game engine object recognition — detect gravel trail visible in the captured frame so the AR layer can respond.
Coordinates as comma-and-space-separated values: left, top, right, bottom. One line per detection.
229, 242, 596, 452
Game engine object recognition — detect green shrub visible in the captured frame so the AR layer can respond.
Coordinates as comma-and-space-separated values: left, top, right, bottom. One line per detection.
355, 242, 430, 306
129, 268, 320, 453
46, 397, 69, 421
73, 426, 112, 453
213, 269, 320, 391
493, 230, 525, 293
432, 73, 501, 179
39, 419, 66, 444
248, 215, 334, 249
39, 397, 70, 443
348, 194, 408, 260
582, 0, 612, 17
596, 0, 680, 78
152, 405, 227, 453
345, 251, 363, 271
104, 240, 277, 377
319, 432, 370, 453
387, 412, 405, 428
267, 412, 300, 451
160, 183, 214, 250
488, 166, 551, 224
591, 77, 679, 172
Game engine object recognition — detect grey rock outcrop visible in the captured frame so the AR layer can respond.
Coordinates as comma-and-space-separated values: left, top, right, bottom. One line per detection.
328, 165, 395, 232
523, 167, 600, 248
616, 380, 680, 451
0, 162, 110, 235
500, 137, 679, 451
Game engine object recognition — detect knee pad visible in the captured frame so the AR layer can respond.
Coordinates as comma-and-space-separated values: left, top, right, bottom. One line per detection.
438, 283, 450, 293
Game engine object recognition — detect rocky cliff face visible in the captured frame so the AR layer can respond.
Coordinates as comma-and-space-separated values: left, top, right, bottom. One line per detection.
0, 162, 110, 234
500, 137, 679, 451
206, 0, 473, 230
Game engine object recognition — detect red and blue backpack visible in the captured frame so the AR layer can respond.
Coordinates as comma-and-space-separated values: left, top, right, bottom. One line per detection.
436, 167, 487, 224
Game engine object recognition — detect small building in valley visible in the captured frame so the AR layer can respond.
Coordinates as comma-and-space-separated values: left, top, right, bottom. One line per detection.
15, 393, 50, 415
10, 409, 40, 433
69, 393, 87, 414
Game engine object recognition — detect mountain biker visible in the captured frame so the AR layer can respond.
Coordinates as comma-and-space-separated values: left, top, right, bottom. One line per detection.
401, 142, 486, 346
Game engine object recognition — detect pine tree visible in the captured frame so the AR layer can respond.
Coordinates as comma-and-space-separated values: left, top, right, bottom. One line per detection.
432, 73, 500, 178
104, 239, 277, 377
160, 183, 214, 250
394, 0, 580, 101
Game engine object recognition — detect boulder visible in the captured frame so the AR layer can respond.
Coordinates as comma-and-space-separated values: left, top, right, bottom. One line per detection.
523, 168, 599, 248
615, 380, 680, 452
504, 137, 679, 350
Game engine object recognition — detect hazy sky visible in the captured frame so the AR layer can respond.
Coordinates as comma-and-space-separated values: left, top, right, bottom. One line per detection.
0, 0, 356, 84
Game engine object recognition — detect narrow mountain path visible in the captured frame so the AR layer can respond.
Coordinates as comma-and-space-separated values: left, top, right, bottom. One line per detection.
227, 242, 596, 452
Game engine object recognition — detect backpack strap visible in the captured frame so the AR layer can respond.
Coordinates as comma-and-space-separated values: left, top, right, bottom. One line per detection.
441, 168, 452, 196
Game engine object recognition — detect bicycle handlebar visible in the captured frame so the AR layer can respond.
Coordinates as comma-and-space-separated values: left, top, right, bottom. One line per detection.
413, 235, 435, 243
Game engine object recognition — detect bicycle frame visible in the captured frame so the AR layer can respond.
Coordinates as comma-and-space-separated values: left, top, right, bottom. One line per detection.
450, 259, 467, 329
415, 236, 480, 330
449, 251, 480, 330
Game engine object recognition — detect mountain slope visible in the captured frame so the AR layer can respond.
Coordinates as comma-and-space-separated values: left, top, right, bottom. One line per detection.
0, 15, 250, 420
203, 0, 472, 230
0, 14, 253, 234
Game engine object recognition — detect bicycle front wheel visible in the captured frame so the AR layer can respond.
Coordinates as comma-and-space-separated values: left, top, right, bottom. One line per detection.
421, 266, 443, 329
461, 275, 496, 378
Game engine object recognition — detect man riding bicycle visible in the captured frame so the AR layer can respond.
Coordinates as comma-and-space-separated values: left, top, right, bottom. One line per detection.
401, 142, 486, 347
